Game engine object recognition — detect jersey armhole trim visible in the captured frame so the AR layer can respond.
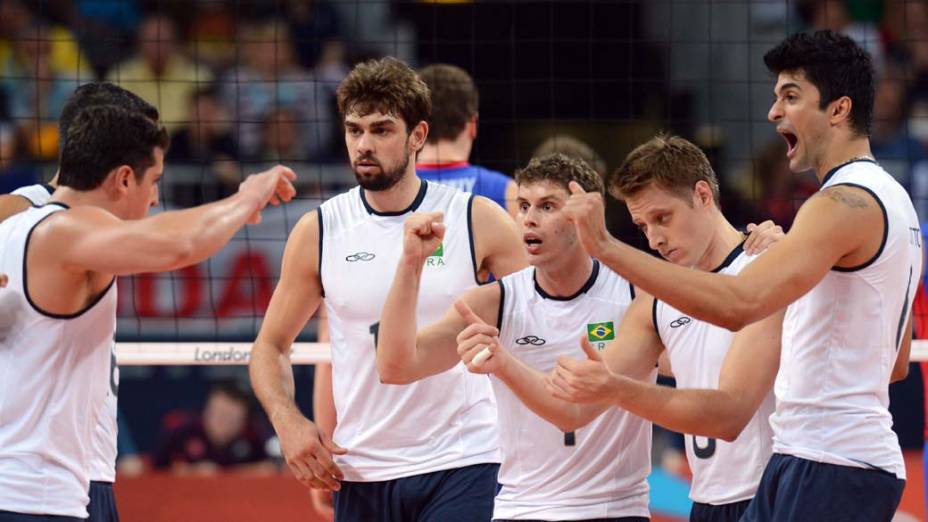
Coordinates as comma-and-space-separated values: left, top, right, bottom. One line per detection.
629, 283, 636, 300
467, 194, 480, 285
651, 297, 661, 342
317, 208, 325, 298
23, 211, 116, 320
496, 279, 505, 331
828, 183, 888, 273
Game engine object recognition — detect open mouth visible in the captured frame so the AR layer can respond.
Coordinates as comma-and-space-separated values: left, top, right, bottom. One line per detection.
524, 234, 543, 254
778, 128, 799, 158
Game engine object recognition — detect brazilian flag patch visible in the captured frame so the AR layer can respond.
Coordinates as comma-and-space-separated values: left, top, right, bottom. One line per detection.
587, 321, 615, 342
430, 243, 443, 257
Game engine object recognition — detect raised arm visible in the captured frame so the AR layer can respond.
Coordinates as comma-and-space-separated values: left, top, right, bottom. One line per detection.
377, 197, 526, 384
45, 166, 296, 276
551, 307, 785, 441
566, 182, 881, 330
459, 293, 663, 432
249, 211, 345, 491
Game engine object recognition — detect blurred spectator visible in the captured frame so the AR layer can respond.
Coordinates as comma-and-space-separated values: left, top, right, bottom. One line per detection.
532, 134, 608, 177
798, 0, 885, 74
107, 13, 213, 132
286, 0, 343, 70
871, 55, 928, 192
261, 107, 307, 162
187, 0, 237, 71
152, 382, 275, 475
65, 0, 142, 77
883, 0, 928, 80
0, 24, 79, 161
220, 19, 333, 160
0, 0, 93, 81
741, 139, 818, 231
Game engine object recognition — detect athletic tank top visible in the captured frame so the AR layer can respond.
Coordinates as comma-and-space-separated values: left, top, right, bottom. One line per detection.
319, 180, 499, 481
772, 160, 921, 479
0, 204, 117, 517
6, 184, 118, 483
494, 262, 652, 520
655, 244, 775, 504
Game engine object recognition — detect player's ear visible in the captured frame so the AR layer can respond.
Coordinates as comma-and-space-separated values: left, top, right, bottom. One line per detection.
693, 181, 713, 209
411, 120, 428, 152
108, 165, 135, 196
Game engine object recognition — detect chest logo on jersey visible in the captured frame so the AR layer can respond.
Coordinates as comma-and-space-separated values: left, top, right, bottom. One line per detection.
515, 335, 546, 346
670, 316, 692, 328
346, 252, 376, 262
425, 243, 445, 267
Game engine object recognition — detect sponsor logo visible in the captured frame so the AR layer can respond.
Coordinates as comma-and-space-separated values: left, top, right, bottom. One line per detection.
670, 316, 692, 328
515, 335, 546, 346
345, 252, 376, 262
586, 321, 615, 342
194, 346, 252, 363
426, 243, 445, 267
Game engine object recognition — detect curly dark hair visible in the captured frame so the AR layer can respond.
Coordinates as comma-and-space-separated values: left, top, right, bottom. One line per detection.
609, 134, 720, 206
418, 64, 478, 143
763, 30, 875, 137
59, 105, 170, 191
336, 57, 431, 133
515, 153, 604, 195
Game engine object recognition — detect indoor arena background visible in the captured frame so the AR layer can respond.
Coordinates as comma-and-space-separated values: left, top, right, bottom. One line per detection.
1, 1, 927, 520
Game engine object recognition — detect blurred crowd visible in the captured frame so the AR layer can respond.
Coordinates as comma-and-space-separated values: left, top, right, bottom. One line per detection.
0, 0, 363, 195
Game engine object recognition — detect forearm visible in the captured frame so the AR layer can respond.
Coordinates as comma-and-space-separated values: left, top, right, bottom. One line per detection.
497, 356, 603, 432
250, 341, 302, 431
151, 191, 262, 269
612, 377, 747, 441
377, 257, 426, 383
595, 238, 756, 330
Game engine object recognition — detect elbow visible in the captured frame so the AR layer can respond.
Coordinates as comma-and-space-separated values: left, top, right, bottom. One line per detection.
716, 417, 749, 443
718, 297, 757, 332
164, 236, 196, 269
376, 359, 415, 385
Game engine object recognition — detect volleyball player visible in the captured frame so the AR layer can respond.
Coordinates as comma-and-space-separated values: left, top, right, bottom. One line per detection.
0, 82, 160, 522
558, 30, 917, 521
0, 83, 160, 221
416, 63, 518, 216
378, 153, 655, 520
0, 105, 295, 521
527, 135, 780, 522
249, 57, 526, 521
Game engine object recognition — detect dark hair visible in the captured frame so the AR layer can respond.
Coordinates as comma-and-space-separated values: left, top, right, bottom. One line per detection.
763, 30, 875, 136
515, 152, 604, 195
59, 82, 159, 146
58, 105, 170, 191
336, 57, 431, 133
610, 134, 720, 206
418, 64, 478, 143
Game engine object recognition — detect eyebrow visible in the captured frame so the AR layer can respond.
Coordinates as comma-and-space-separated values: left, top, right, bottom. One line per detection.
776, 82, 802, 94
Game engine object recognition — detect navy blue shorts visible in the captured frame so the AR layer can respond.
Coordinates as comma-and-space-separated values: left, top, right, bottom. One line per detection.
495, 518, 648, 522
493, 517, 650, 522
739, 453, 904, 522
690, 499, 751, 522
333, 463, 499, 522
87, 481, 119, 522
0, 512, 81, 522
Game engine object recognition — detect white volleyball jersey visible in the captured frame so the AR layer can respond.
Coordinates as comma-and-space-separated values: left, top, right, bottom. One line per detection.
11, 183, 54, 206
319, 180, 499, 481
493, 262, 653, 520
654, 244, 775, 505
772, 160, 921, 479
6, 184, 119, 483
0, 204, 117, 517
